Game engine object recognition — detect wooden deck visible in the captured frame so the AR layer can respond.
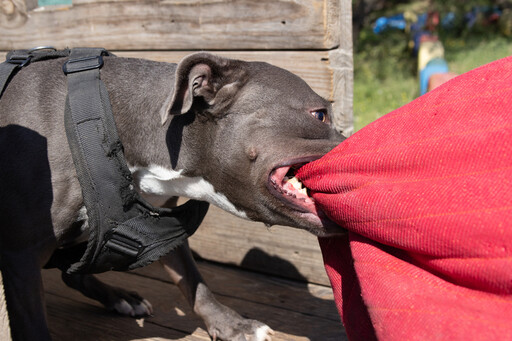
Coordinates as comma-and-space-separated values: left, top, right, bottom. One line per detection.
42, 260, 347, 341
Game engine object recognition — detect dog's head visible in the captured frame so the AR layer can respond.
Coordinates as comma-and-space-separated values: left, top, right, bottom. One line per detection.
164, 53, 345, 236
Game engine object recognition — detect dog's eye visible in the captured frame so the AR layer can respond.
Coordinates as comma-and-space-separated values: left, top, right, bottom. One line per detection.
311, 110, 327, 123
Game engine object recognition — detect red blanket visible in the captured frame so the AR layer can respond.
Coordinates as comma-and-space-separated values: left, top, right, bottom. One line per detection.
297, 56, 512, 340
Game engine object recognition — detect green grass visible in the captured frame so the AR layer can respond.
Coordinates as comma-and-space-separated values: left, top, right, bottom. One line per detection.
353, 29, 512, 131
444, 34, 512, 74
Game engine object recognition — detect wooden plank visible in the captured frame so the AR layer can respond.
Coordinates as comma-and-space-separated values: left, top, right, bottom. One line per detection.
43, 269, 209, 340
188, 205, 331, 286
328, 0, 354, 136
42, 264, 347, 340
0, 0, 340, 50
134, 262, 340, 322
46, 295, 209, 341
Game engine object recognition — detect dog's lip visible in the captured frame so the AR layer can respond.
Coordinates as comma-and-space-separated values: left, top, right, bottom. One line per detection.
266, 156, 343, 235
266, 156, 323, 215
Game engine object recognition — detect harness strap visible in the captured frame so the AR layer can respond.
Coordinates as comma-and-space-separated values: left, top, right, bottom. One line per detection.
0, 59, 20, 97
61, 47, 209, 273
1, 47, 209, 274
1, 47, 68, 97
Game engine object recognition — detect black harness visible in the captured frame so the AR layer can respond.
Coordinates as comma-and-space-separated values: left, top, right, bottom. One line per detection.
0, 47, 209, 274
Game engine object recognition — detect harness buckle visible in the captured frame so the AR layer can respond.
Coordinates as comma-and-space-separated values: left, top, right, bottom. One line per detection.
104, 232, 143, 258
63, 55, 104, 75
28, 46, 57, 53
7, 54, 32, 68
6, 47, 57, 68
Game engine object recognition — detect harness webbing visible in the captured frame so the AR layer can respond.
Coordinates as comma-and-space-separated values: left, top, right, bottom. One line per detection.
0, 47, 69, 97
1, 47, 209, 274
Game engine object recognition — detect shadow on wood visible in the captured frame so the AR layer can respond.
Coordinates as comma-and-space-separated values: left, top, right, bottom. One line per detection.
43, 252, 346, 340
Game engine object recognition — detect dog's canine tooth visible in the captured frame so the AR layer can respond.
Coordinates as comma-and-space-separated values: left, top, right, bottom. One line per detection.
287, 176, 303, 190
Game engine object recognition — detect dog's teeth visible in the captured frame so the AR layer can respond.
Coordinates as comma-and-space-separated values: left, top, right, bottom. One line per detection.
286, 176, 303, 190
298, 187, 308, 196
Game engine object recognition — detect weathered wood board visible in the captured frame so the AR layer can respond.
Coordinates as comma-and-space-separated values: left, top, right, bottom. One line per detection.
43, 261, 347, 340
188, 205, 331, 286
0, 0, 341, 50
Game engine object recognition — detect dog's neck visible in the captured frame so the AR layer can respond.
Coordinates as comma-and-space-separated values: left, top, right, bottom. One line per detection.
101, 57, 176, 169
99, 58, 249, 219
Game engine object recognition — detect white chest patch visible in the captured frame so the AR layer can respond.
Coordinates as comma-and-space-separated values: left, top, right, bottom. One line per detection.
130, 165, 248, 220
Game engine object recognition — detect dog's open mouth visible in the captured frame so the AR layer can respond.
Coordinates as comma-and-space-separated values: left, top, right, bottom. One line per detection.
267, 157, 344, 236
267, 158, 319, 215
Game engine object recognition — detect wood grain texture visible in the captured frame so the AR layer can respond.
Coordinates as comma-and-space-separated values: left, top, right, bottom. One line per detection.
42, 262, 347, 340
328, 0, 354, 136
134, 262, 340, 322
0, 0, 340, 50
188, 205, 331, 286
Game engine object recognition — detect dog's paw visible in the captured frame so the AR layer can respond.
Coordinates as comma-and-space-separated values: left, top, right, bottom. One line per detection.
61, 272, 154, 317
208, 318, 274, 341
245, 323, 274, 341
110, 291, 153, 317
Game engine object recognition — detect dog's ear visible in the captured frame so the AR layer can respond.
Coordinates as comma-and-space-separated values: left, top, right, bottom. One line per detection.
161, 52, 248, 125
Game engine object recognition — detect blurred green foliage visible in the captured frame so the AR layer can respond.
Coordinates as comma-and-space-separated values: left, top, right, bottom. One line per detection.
353, 0, 512, 131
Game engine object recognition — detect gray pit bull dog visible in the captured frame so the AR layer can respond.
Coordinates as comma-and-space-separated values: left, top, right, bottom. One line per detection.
0, 52, 344, 340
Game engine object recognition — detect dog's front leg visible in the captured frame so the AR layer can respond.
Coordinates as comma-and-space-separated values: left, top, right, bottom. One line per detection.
161, 241, 274, 341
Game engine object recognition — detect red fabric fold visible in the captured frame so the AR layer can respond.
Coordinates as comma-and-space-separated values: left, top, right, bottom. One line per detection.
297, 56, 512, 340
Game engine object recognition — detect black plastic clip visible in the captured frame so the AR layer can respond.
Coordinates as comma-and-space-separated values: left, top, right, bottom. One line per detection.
63, 55, 104, 75
104, 233, 143, 258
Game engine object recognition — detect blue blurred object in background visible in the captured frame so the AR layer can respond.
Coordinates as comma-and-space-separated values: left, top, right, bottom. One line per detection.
373, 14, 406, 34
